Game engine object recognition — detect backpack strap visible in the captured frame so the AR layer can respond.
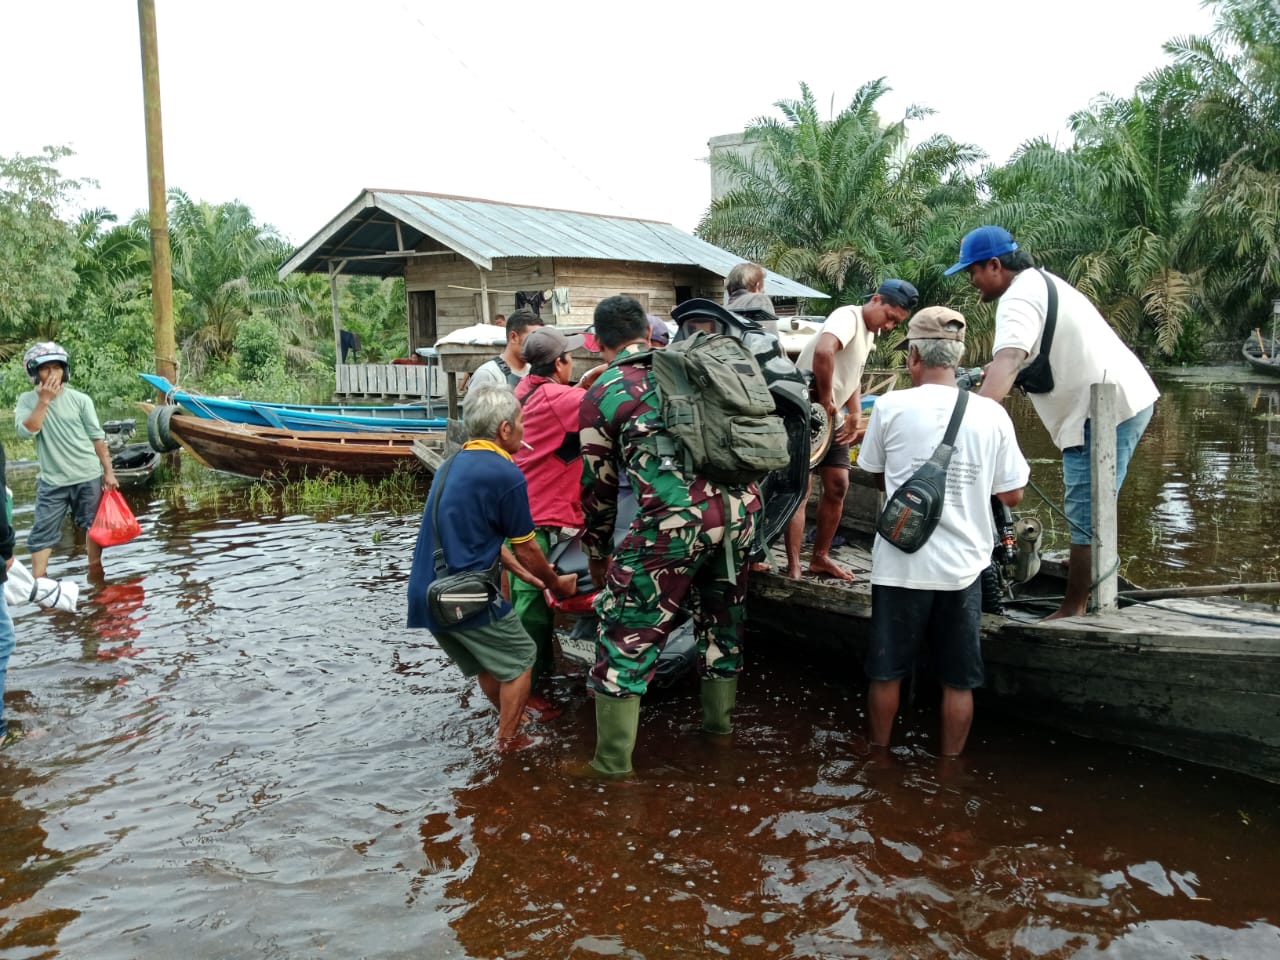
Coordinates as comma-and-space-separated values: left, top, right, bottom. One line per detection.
1034, 268, 1058, 364
492, 355, 521, 387
430, 454, 458, 577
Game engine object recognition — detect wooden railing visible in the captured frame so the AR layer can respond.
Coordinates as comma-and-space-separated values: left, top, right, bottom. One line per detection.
334, 363, 446, 399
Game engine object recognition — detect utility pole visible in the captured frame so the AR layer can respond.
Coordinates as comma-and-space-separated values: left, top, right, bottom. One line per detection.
137, 0, 178, 384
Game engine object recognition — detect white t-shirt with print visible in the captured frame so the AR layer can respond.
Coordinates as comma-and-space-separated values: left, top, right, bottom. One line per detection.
858, 384, 1030, 590
795, 305, 875, 411
993, 269, 1159, 450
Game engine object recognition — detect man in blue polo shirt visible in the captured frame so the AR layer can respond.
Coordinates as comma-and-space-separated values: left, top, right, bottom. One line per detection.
407, 384, 576, 751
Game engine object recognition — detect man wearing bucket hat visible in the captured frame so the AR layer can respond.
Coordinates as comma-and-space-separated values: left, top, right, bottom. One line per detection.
945, 226, 1158, 619
509, 326, 590, 704
857, 307, 1029, 757
785, 279, 917, 580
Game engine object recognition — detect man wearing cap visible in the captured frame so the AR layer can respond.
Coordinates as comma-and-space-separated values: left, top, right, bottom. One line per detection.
945, 226, 1158, 619
858, 307, 1029, 757
510, 326, 590, 697
785, 280, 917, 580
646, 315, 671, 348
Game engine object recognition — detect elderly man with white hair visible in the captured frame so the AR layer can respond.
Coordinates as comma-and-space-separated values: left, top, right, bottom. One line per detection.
857, 307, 1029, 758
407, 384, 577, 751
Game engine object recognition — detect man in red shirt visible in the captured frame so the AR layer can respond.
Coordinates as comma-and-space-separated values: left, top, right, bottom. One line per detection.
512, 327, 590, 693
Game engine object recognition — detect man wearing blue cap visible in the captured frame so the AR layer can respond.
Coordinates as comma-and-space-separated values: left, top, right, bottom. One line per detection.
944, 225, 1159, 619
786, 279, 917, 580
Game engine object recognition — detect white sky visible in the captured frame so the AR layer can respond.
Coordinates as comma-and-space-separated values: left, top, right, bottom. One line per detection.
2, 0, 1218, 247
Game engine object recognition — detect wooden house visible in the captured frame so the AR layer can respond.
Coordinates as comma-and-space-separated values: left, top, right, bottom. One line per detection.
278, 190, 826, 399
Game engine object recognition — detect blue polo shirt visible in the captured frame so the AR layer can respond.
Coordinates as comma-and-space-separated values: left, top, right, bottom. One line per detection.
407, 448, 535, 632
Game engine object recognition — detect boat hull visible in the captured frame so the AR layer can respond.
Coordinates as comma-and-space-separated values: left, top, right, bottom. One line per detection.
1242, 339, 1280, 376
747, 483, 1280, 786
143, 404, 436, 480
139, 373, 446, 432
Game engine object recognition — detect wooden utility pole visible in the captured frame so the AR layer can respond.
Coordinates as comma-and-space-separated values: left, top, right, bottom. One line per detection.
138, 0, 178, 384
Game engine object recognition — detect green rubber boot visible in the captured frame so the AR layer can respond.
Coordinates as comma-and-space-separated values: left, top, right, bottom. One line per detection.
589, 694, 641, 777
700, 677, 739, 735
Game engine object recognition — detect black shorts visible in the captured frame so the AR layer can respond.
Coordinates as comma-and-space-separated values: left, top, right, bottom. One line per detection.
864, 579, 984, 689
817, 438, 851, 471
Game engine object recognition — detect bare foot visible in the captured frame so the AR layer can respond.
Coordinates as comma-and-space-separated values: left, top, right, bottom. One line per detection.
1040, 604, 1086, 622
525, 693, 563, 722
808, 554, 855, 581
786, 562, 803, 579
495, 731, 542, 754
749, 561, 771, 573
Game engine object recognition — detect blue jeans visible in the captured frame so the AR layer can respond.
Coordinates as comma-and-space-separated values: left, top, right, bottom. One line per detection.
1062, 404, 1155, 545
0, 594, 14, 737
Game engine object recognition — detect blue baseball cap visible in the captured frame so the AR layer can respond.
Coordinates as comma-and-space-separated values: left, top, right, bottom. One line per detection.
943, 225, 1019, 276
870, 278, 919, 309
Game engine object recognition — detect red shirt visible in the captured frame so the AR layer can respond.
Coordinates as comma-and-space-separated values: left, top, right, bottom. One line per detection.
513, 375, 585, 528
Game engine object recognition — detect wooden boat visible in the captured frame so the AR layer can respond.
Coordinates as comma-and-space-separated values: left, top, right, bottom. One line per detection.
1241, 332, 1280, 377
140, 403, 439, 480
746, 473, 1280, 786
138, 373, 447, 432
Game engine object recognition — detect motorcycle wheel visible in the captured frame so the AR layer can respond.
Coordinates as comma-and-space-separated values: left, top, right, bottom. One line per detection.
808, 402, 833, 469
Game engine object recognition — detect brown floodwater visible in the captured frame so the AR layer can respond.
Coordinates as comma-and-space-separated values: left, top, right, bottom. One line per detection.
1, 368, 1277, 959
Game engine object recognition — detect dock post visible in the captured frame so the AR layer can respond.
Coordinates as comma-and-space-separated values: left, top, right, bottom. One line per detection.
1090, 382, 1119, 612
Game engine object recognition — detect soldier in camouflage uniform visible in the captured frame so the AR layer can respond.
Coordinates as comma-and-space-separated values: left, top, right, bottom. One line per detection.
577, 295, 761, 776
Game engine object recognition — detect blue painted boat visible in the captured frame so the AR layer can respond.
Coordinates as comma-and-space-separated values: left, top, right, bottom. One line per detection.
138, 374, 447, 433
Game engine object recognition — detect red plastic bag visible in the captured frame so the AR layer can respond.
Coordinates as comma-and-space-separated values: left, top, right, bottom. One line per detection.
89, 489, 142, 547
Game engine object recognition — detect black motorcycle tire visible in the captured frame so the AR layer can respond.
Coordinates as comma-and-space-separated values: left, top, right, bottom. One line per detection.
146, 405, 182, 454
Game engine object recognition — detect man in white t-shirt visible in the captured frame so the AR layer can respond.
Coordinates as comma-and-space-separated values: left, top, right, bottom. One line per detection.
858, 306, 1029, 757
465, 309, 544, 392
785, 279, 917, 580
945, 225, 1159, 619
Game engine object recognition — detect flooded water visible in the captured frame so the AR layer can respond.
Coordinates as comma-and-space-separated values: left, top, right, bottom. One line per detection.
1, 369, 1278, 959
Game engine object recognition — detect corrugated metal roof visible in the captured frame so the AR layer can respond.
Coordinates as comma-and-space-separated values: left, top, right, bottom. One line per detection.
279, 190, 827, 299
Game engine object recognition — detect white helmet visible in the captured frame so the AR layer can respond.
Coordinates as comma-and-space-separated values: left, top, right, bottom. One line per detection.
24, 342, 71, 384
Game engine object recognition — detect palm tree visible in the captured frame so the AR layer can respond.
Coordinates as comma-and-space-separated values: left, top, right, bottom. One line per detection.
1151, 0, 1280, 335
980, 89, 1201, 357
156, 190, 295, 374
699, 80, 983, 315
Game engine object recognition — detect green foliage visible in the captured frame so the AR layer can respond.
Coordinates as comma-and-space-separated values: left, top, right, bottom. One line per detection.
0, 146, 88, 354
700, 80, 983, 319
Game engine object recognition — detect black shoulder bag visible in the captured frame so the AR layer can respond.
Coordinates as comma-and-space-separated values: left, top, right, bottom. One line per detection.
1013, 268, 1057, 394
875, 389, 969, 553
493, 356, 521, 388
425, 454, 502, 627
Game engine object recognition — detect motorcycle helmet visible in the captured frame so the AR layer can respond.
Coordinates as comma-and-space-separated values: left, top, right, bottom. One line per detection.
24, 342, 71, 384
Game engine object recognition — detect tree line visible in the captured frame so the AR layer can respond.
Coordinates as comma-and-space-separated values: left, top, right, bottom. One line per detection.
700, 0, 1280, 362
1, 0, 1276, 411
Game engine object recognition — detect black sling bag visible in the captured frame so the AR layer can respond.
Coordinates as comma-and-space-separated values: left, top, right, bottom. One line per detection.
875, 389, 969, 553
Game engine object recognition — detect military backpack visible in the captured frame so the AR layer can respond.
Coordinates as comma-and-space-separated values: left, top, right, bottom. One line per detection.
621, 331, 791, 486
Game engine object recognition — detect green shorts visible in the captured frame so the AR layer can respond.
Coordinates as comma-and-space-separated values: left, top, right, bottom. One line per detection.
435, 609, 535, 682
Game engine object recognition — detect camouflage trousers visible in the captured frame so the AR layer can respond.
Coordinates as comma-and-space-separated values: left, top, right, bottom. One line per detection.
589, 494, 757, 697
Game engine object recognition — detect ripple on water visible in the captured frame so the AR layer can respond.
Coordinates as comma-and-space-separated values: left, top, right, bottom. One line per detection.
0, 406, 1277, 957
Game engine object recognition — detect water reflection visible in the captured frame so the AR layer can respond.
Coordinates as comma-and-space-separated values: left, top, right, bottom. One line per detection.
1007, 369, 1280, 588
0, 370, 1275, 957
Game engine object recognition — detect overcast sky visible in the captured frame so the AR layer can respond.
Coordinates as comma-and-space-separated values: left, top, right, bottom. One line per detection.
2, 0, 1219, 247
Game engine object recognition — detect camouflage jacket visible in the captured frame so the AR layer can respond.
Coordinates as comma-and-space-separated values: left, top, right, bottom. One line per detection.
578, 343, 762, 560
